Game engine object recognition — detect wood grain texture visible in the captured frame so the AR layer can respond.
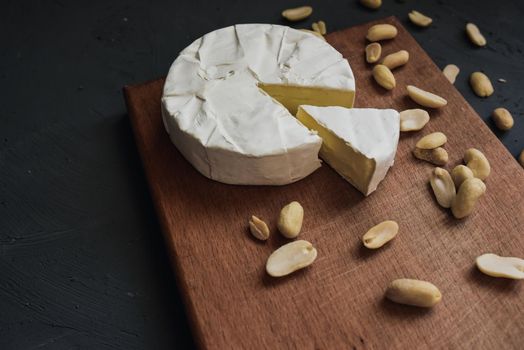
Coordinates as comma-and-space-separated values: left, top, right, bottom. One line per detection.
124, 17, 524, 350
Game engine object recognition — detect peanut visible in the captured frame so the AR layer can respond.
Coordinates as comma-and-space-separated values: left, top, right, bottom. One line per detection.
466, 23, 487, 47
277, 201, 304, 238
360, 0, 382, 10
399, 109, 430, 132
282, 6, 313, 21
248, 215, 270, 241
464, 148, 490, 180
365, 42, 382, 63
266, 240, 317, 277
386, 279, 442, 308
413, 147, 448, 166
476, 253, 524, 280
408, 10, 433, 27
311, 22, 321, 34
407, 85, 447, 108
519, 150, 524, 168
366, 24, 398, 42
318, 20, 327, 35
416, 132, 447, 149
492, 108, 514, 131
372, 64, 396, 90
362, 220, 399, 249
430, 167, 456, 208
442, 64, 460, 84
381, 50, 409, 70
451, 165, 474, 188
470, 72, 494, 97
451, 178, 486, 219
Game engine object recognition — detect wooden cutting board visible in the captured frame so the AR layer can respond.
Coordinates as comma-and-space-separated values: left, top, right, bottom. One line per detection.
124, 16, 524, 349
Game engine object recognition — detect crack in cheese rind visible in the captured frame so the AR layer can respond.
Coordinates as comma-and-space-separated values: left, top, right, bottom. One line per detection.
296, 106, 399, 195
162, 24, 355, 185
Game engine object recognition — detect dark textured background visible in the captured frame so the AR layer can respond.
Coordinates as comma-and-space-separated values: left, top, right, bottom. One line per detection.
1, 0, 522, 349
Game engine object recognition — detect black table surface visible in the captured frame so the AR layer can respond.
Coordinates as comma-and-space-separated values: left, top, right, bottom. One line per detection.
1, 0, 523, 348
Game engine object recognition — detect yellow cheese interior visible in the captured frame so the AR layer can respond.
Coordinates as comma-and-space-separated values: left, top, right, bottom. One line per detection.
258, 83, 355, 116
296, 107, 375, 195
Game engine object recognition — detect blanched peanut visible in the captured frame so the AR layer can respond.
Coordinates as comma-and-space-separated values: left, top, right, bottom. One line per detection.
362, 220, 399, 249
407, 85, 447, 108
277, 201, 304, 238
381, 50, 409, 70
372, 64, 396, 90
365, 43, 382, 63
318, 20, 327, 35
466, 23, 487, 47
386, 279, 442, 308
266, 240, 317, 277
476, 253, 524, 280
413, 147, 448, 166
248, 215, 270, 241
519, 150, 524, 168
408, 10, 433, 27
312, 22, 320, 34
443, 64, 460, 84
492, 108, 514, 131
451, 178, 486, 219
360, 0, 382, 10
464, 148, 490, 180
430, 167, 456, 208
282, 6, 313, 21
416, 132, 447, 149
451, 165, 474, 188
366, 24, 398, 42
470, 72, 494, 97
399, 109, 430, 131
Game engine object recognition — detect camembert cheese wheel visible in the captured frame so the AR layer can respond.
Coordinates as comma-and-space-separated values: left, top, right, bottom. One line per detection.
162, 24, 356, 185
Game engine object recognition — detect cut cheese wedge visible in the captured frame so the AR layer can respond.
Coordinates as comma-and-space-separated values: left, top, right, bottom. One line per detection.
162, 24, 355, 186
296, 106, 400, 195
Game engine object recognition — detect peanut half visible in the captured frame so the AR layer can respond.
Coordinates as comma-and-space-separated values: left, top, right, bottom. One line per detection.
464, 148, 490, 180
266, 240, 318, 277
248, 215, 270, 241
299, 29, 326, 41
451, 178, 486, 219
492, 108, 514, 131
466, 23, 487, 47
430, 167, 456, 208
451, 165, 474, 188
442, 64, 460, 84
381, 50, 409, 70
386, 279, 442, 308
416, 132, 447, 149
318, 20, 327, 35
413, 147, 448, 166
311, 22, 321, 34
372, 64, 396, 90
278, 201, 304, 238
282, 6, 313, 21
360, 0, 382, 10
399, 109, 430, 132
362, 220, 399, 249
476, 253, 524, 280
470, 72, 494, 97
408, 10, 433, 27
365, 42, 382, 63
366, 24, 398, 42
407, 85, 447, 108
